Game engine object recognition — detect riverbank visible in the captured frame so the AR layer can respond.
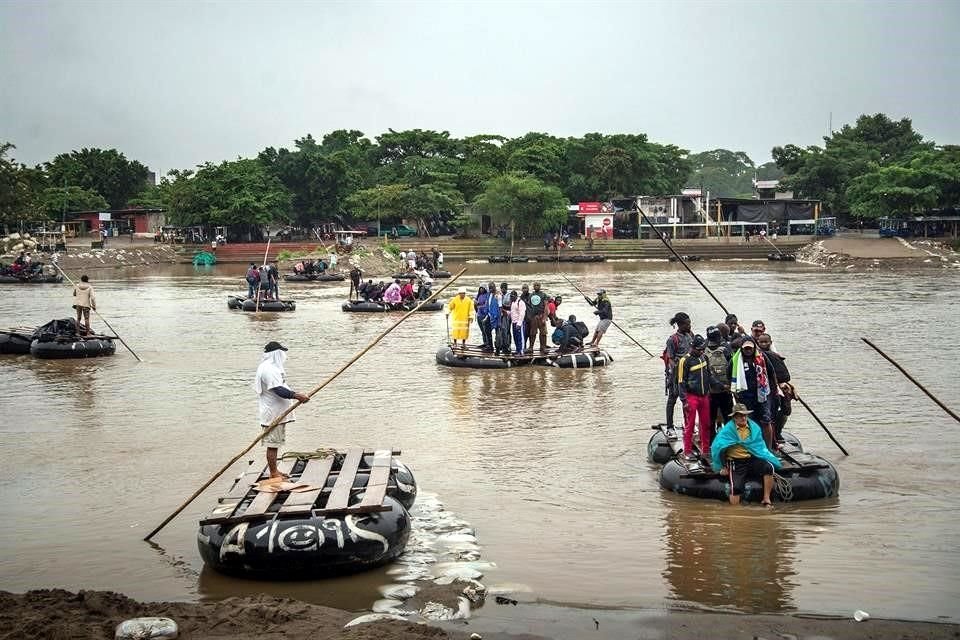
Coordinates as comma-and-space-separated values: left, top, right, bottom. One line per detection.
2, 589, 957, 640
795, 236, 960, 270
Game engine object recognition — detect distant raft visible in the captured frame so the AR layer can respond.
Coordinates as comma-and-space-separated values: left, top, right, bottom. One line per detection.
342, 300, 443, 313
533, 255, 607, 263
0, 273, 63, 284
767, 253, 797, 261
283, 273, 346, 282
435, 345, 612, 369
240, 298, 296, 312
668, 255, 703, 262
486, 256, 531, 263
197, 448, 416, 579
392, 270, 451, 279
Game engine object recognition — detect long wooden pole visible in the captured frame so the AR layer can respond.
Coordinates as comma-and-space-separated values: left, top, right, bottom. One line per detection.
637, 208, 730, 315
254, 239, 271, 313
862, 337, 960, 423
52, 263, 143, 362
143, 267, 467, 541
560, 273, 656, 358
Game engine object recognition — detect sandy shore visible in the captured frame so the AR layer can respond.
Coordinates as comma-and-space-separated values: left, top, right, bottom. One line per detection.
796, 235, 960, 270
2, 589, 956, 640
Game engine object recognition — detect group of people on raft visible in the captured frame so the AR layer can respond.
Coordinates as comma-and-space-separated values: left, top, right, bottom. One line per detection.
1, 251, 49, 279
400, 248, 443, 273
349, 265, 434, 306
445, 282, 614, 356
244, 262, 282, 300
663, 312, 794, 507
291, 257, 333, 275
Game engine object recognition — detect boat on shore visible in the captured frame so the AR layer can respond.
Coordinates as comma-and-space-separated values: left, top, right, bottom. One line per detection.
435, 344, 612, 369
198, 448, 416, 579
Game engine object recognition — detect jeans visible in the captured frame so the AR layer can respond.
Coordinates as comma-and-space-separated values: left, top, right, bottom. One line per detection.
512, 324, 525, 355
247, 278, 256, 297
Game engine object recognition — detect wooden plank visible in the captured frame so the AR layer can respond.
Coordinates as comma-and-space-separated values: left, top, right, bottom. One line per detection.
358, 449, 392, 509
219, 464, 267, 503
235, 458, 297, 521
322, 447, 364, 512
280, 456, 336, 514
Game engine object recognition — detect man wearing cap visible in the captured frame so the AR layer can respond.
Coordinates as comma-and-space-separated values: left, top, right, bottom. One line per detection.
676, 334, 712, 461
253, 342, 310, 479
587, 289, 613, 347
711, 403, 781, 507
731, 337, 777, 449
446, 286, 475, 350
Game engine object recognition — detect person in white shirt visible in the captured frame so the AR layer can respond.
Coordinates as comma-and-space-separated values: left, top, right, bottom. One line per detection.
253, 341, 310, 479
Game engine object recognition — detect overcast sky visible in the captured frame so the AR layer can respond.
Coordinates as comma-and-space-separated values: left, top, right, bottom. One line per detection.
2, 0, 958, 175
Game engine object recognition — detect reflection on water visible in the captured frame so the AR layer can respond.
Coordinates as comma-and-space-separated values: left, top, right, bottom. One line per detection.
661, 492, 836, 611
0, 262, 958, 622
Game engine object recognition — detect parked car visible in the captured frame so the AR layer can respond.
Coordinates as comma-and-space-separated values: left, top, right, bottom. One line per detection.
367, 223, 418, 237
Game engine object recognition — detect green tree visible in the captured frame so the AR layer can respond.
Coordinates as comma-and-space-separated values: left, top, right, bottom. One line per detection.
846, 148, 960, 218
473, 173, 568, 238
686, 149, 755, 197
44, 148, 149, 209
164, 159, 292, 227
40, 186, 109, 218
0, 143, 46, 227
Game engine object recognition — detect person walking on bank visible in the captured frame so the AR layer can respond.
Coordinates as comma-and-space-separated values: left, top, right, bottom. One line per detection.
72, 274, 96, 336
446, 287, 475, 350
253, 341, 309, 480
677, 335, 712, 461
710, 403, 781, 508
663, 312, 693, 433
587, 289, 613, 347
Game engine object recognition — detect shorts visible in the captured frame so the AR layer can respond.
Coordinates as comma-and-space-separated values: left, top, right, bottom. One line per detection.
727, 457, 774, 495
260, 423, 286, 448
596, 318, 612, 333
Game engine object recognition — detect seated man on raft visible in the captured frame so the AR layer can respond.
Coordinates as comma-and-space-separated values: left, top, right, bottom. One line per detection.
710, 403, 782, 508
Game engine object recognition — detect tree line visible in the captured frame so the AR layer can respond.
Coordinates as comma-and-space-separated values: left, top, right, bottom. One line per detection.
2, 114, 958, 235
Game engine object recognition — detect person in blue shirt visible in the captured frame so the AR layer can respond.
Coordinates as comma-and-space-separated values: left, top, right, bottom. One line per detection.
710, 403, 782, 507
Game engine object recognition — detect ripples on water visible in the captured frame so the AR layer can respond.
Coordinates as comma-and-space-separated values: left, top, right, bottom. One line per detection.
0, 261, 957, 621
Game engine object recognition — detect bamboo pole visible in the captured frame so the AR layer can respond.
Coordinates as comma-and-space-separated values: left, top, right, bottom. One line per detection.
52, 263, 143, 362
560, 273, 656, 358
862, 337, 960, 423
254, 239, 271, 313
637, 208, 730, 316
143, 267, 467, 541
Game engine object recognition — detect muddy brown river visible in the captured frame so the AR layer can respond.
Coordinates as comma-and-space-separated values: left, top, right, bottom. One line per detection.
0, 260, 957, 622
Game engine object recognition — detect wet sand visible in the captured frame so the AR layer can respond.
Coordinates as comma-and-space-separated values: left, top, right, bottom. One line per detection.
2, 589, 957, 640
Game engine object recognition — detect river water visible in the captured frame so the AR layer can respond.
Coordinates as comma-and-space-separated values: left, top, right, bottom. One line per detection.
0, 261, 957, 622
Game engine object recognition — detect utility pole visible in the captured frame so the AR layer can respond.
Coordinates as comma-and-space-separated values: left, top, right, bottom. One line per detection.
61, 177, 67, 231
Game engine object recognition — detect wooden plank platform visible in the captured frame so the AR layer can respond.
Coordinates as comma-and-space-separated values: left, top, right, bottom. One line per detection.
200, 448, 400, 526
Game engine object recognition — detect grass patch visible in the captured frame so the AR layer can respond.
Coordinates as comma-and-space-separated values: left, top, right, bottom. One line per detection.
380, 241, 402, 258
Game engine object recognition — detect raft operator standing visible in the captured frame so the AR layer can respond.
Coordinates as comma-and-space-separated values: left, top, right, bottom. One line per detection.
253, 341, 310, 479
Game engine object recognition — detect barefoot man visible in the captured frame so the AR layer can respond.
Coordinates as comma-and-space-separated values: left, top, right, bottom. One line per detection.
254, 341, 309, 479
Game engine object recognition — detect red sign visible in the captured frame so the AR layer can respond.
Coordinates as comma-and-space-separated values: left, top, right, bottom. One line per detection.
602, 218, 612, 226
578, 202, 602, 214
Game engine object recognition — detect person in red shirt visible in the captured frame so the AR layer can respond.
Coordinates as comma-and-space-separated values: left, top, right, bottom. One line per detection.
400, 280, 415, 303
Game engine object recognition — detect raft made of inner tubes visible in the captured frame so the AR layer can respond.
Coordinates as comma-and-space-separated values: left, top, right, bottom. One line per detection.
767, 253, 797, 261
0, 330, 33, 354
658, 451, 838, 503
342, 300, 443, 313
668, 255, 702, 262
435, 346, 531, 368
227, 294, 246, 310
486, 256, 530, 263
240, 299, 296, 312
30, 335, 116, 359
646, 426, 803, 465
0, 274, 63, 284
436, 345, 612, 369
392, 270, 451, 279
284, 273, 345, 282
541, 350, 613, 368
197, 450, 416, 579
